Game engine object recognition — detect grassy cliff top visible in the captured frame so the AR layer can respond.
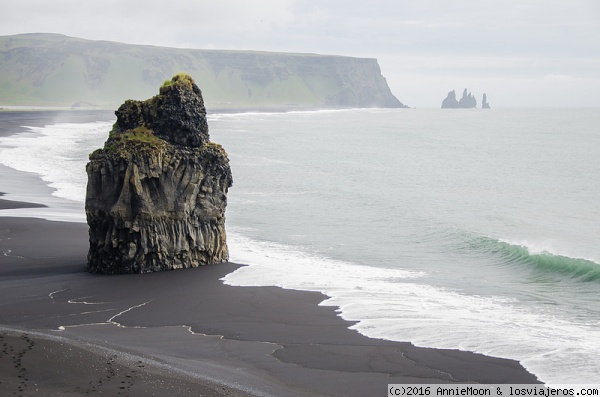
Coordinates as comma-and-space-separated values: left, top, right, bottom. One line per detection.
0, 33, 406, 109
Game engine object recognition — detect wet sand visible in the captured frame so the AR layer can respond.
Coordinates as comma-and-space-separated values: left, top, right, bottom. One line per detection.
0, 110, 541, 396
0, 192, 46, 210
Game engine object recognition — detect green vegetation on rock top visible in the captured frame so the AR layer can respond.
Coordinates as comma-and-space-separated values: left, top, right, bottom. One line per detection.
89, 73, 220, 159
110, 126, 165, 149
160, 72, 195, 93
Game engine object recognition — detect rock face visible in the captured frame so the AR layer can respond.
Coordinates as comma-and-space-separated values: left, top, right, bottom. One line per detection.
85, 73, 232, 274
441, 88, 478, 108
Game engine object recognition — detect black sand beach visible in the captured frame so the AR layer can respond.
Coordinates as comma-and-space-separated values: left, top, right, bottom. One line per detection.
0, 192, 46, 210
0, 111, 540, 396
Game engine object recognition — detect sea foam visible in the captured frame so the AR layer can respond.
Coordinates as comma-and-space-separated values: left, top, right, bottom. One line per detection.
0, 121, 110, 221
0, 121, 110, 202
224, 229, 600, 384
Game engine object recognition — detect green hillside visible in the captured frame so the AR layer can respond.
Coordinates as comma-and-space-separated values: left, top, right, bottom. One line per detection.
0, 33, 406, 109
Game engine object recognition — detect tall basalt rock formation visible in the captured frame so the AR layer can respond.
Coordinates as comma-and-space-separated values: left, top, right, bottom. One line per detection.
85, 73, 232, 274
482, 93, 491, 109
441, 90, 460, 108
441, 88, 478, 108
458, 89, 477, 108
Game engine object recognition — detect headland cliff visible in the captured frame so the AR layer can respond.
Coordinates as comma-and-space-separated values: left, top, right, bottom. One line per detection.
0, 33, 406, 109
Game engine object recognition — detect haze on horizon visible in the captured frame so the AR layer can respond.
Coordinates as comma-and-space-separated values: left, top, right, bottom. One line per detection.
1, 0, 599, 108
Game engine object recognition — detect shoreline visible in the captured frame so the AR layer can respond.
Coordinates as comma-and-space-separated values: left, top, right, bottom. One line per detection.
0, 109, 115, 222
0, 110, 541, 395
0, 217, 541, 396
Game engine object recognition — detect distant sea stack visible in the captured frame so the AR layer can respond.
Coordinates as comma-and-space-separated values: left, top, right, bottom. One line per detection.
441, 88, 478, 108
482, 93, 491, 109
441, 90, 460, 108
85, 73, 232, 274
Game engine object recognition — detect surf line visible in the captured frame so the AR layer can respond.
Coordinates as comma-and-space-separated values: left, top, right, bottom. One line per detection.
108, 300, 153, 328
67, 296, 111, 305
48, 288, 67, 303
56, 300, 154, 331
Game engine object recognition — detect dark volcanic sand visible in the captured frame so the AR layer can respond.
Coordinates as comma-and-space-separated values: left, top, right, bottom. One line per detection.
0, 331, 246, 397
0, 192, 46, 210
0, 110, 541, 396
0, 109, 114, 133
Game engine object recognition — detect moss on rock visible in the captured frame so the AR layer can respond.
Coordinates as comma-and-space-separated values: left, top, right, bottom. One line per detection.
106, 73, 209, 151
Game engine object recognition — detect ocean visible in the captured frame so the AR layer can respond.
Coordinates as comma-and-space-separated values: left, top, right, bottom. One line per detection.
1, 108, 599, 384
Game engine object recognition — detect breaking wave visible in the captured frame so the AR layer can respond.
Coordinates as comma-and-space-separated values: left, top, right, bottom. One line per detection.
473, 236, 600, 282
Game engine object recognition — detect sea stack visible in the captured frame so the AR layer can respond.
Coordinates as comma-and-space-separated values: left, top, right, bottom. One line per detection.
482, 93, 491, 109
458, 89, 477, 108
441, 88, 478, 108
441, 90, 460, 108
85, 73, 232, 274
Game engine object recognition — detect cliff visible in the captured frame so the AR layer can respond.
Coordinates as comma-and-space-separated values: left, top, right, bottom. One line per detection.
0, 33, 406, 109
85, 73, 232, 274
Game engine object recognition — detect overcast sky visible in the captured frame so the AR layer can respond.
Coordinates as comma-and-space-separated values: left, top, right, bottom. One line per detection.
2, 0, 600, 107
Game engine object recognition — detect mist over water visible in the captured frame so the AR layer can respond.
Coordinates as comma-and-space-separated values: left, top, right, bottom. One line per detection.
1, 108, 599, 383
